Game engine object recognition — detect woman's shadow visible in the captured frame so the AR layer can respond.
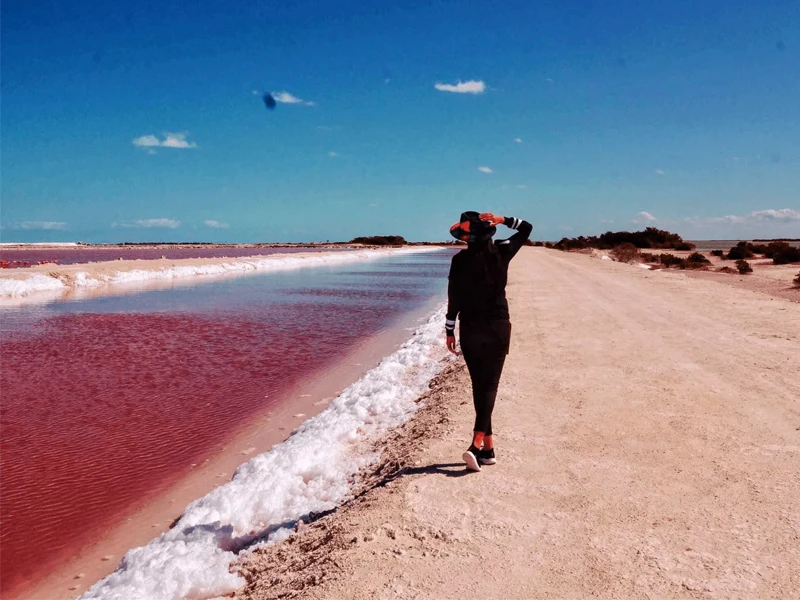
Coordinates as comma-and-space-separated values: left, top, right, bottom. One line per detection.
391, 462, 472, 479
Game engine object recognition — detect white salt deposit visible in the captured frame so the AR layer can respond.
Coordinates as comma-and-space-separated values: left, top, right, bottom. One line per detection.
0, 273, 66, 296
80, 305, 451, 600
0, 247, 438, 298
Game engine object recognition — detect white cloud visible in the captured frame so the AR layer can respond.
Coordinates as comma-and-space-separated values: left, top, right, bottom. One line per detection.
204, 220, 229, 229
749, 208, 800, 221
655, 169, 666, 175
478, 166, 493, 174
132, 135, 161, 147
514, 137, 522, 143
368, 203, 379, 208
161, 133, 197, 149
635, 211, 657, 224
133, 133, 197, 149
113, 218, 181, 229
600, 218, 615, 224
273, 91, 302, 104
434, 80, 486, 94
559, 225, 574, 231
272, 91, 315, 106
18, 221, 68, 230
515, 184, 527, 189
328, 151, 338, 157
689, 208, 800, 226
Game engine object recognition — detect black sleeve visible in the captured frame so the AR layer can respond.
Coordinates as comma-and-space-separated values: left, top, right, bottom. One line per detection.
445, 253, 462, 335
496, 217, 533, 261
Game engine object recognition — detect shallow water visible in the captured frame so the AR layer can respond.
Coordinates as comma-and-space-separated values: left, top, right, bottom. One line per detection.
0, 250, 452, 595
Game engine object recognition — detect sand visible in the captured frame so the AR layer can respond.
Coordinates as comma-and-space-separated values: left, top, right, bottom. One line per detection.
627, 250, 800, 303
235, 247, 800, 600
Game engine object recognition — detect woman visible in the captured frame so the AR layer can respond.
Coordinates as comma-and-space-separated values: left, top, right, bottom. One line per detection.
445, 211, 533, 472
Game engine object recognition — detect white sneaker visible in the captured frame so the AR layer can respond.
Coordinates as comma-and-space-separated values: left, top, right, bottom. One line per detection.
462, 446, 481, 472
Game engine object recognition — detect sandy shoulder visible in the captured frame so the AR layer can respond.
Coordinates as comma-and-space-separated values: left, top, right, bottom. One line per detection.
236, 247, 800, 600
0, 251, 345, 282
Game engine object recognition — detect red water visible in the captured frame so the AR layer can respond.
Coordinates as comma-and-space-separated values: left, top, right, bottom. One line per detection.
0, 246, 351, 268
0, 302, 394, 595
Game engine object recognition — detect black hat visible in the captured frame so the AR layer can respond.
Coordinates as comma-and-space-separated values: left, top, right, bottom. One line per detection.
449, 211, 496, 242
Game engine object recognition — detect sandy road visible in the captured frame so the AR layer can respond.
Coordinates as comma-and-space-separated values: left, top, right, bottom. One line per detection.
241, 248, 799, 600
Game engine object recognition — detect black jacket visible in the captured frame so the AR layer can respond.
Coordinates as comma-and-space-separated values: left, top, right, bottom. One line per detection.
445, 217, 532, 332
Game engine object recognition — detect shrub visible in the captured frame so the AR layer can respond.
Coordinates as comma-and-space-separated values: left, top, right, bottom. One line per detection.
749, 243, 769, 254
640, 252, 659, 262
611, 243, 640, 263
726, 243, 754, 260
659, 253, 683, 268
772, 244, 800, 265
762, 241, 800, 262
554, 227, 693, 250
794, 272, 800, 288
534, 241, 545, 247
736, 259, 753, 274
555, 236, 591, 251
544, 242, 554, 249
684, 259, 710, 269
718, 266, 737, 274
710, 249, 724, 257
349, 235, 406, 245
763, 241, 784, 258
687, 252, 711, 265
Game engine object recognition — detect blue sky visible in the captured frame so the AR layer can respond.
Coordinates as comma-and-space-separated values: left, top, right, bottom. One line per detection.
2, 0, 799, 243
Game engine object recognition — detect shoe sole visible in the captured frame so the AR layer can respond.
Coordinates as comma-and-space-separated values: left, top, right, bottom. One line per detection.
462, 451, 481, 472
479, 458, 497, 465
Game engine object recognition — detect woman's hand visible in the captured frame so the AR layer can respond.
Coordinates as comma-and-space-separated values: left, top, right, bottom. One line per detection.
480, 212, 505, 226
446, 334, 458, 355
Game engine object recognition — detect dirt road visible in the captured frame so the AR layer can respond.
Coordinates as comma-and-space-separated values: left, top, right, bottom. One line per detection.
240, 248, 800, 600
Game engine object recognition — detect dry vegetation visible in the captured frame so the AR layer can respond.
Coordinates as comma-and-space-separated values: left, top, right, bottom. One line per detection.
347, 235, 407, 246
542, 230, 799, 290
640, 251, 712, 271
610, 243, 640, 263
552, 227, 694, 252
722, 241, 800, 265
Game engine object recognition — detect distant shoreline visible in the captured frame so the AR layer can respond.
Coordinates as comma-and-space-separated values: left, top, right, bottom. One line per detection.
3, 239, 798, 252
0, 241, 458, 249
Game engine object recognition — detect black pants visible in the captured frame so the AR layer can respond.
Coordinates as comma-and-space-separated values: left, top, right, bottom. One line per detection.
460, 320, 511, 436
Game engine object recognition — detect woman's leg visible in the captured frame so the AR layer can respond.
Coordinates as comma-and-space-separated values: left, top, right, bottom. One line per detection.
460, 321, 510, 442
